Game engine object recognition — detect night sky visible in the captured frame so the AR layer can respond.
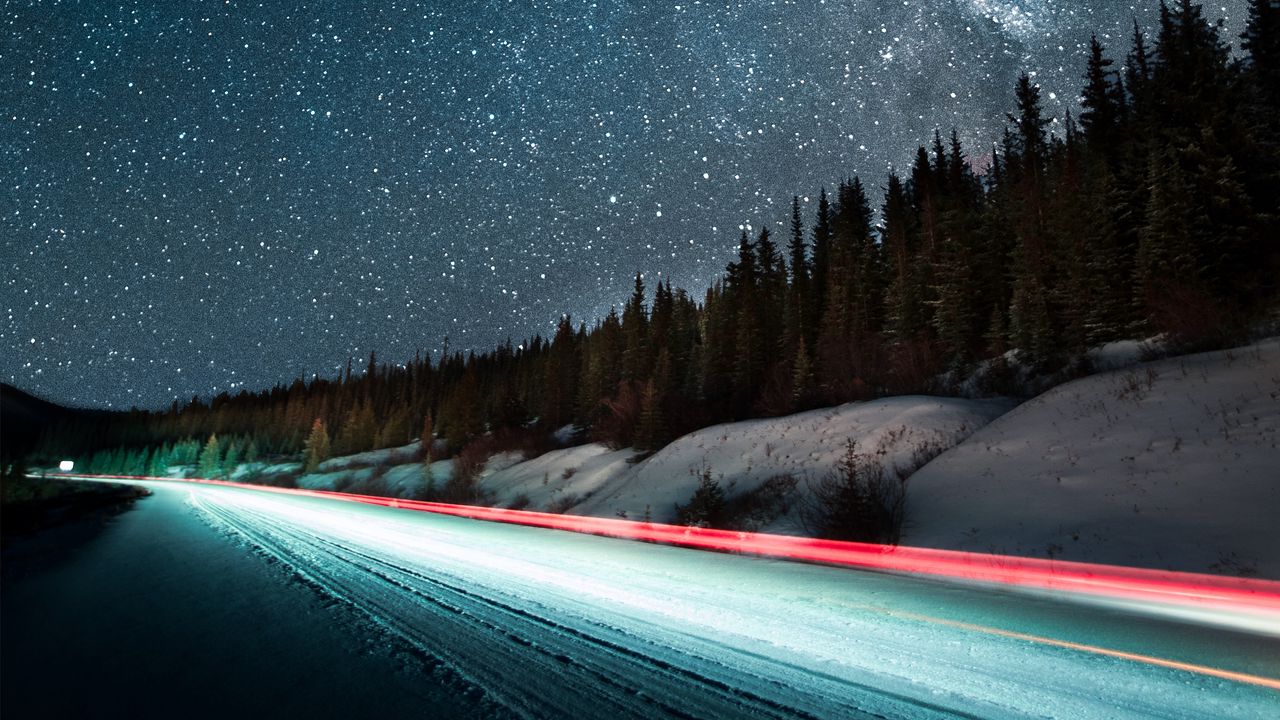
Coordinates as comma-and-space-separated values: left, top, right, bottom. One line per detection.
3, 1, 1248, 409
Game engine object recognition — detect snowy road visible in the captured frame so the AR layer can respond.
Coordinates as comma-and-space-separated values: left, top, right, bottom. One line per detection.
52, 481, 1280, 717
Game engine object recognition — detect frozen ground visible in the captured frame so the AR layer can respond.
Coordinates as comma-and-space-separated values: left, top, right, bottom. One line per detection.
905, 339, 1280, 578
20, 479, 1279, 719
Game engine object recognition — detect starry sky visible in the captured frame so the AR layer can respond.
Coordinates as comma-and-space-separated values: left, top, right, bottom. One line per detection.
2, 1, 1248, 409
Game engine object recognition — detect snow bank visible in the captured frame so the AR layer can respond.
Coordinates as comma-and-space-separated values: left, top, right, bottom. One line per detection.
317, 441, 421, 471
904, 338, 1280, 578
477, 396, 1012, 532
479, 443, 638, 511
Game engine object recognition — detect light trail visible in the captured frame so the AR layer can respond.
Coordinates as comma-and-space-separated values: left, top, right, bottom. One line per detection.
42, 472, 1280, 714
61, 472, 1280, 625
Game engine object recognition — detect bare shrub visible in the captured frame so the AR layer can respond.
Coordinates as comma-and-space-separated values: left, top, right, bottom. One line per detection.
723, 473, 799, 532
1116, 367, 1159, 403
440, 425, 555, 503
562, 466, 578, 480
484, 425, 557, 460
974, 355, 1025, 397
801, 439, 905, 544
885, 337, 943, 395
1145, 285, 1242, 354
444, 440, 491, 504
507, 493, 531, 511
891, 438, 946, 482
753, 361, 798, 417
412, 467, 439, 501
353, 462, 392, 497
592, 381, 643, 449
546, 493, 582, 514
260, 469, 300, 489
1208, 552, 1259, 577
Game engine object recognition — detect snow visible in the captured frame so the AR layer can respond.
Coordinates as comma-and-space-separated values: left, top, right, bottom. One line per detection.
905, 338, 1280, 578
479, 443, 638, 510
295, 456, 454, 498
297, 466, 376, 492
479, 396, 1013, 531
316, 441, 422, 471
1086, 338, 1155, 371
552, 423, 582, 445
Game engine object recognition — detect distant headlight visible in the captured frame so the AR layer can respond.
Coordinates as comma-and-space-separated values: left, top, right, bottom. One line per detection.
59, 460, 74, 472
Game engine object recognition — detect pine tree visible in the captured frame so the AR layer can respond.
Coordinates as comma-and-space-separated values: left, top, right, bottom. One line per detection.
1080, 168, 1136, 344
221, 438, 242, 479
197, 434, 222, 479
376, 405, 411, 450
148, 443, 171, 477
1242, 0, 1280, 108
1080, 35, 1124, 153
303, 418, 330, 473
669, 287, 702, 417
1010, 73, 1051, 179
620, 273, 650, 383
930, 131, 986, 367
1006, 73, 1058, 365
1127, 18, 1153, 101
785, 196, 810, 356
730, 231, 763, 413
698, 282, 733, 414
755, 226, 786, 350
131, 447, 152, 476
791, 335, 814, 410
649, 281, 675, 356
932, 231, 977, 366
808, 188, 833, 349
818, 178, 878, 397
1136, 148, 1203, 313
635, 378, 665, 452
848, 177, 885, 340
579, 308, 624, 423
419, 412, 435, 461
334, 401, 376, 455
541, 315, 578, 429
882, 172, 925, 341
675, 469, 726, 528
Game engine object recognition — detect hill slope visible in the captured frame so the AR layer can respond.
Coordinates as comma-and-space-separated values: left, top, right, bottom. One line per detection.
903, 339, 1280, 578
480, 396, 1015, 533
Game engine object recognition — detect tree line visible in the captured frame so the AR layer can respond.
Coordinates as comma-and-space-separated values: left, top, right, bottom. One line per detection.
36, 2, 1280, 477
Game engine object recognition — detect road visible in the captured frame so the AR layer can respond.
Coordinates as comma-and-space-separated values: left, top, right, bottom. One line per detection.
6, 479, 1279, 719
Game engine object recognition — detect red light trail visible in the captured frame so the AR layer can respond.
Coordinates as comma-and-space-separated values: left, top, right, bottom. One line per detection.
60, 473, 1280, 623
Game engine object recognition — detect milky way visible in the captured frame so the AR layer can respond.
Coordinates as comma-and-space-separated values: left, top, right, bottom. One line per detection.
2, 1, 1248, 408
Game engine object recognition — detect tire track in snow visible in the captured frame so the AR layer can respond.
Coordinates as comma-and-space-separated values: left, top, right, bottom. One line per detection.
192, 489, 975, 719
183, 483, 1280, 719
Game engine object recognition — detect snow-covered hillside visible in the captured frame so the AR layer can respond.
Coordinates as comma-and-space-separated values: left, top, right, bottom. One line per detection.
904, 339, 1280, 578
481, 396, 1013, 533
161, 338, 1277, 580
